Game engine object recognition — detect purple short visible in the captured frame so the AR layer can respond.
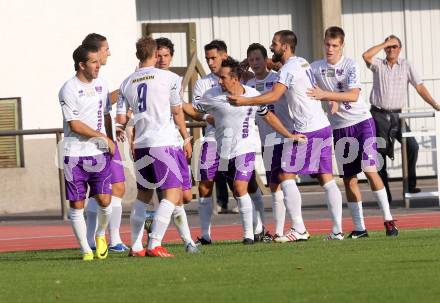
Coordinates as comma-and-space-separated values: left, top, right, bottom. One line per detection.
199, 141, 220, 181
64, 153, 112, 202
281, 126, 333, 175
175, 147, 192, 191
134, 146, 183, 190
262, 144, 283, 185
221, 152, 256, 182
333, 118, 378, 178
111, 143, 126, 184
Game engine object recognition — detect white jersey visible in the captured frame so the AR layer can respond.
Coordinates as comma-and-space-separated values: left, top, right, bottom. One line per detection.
311, 56, 371, 129
116, 66, 181, 148
195, 85, 268, 159
246, 71, 294, 146
278, 56, 330, 133
192, 73, 219, 141
59, 76, 109, 157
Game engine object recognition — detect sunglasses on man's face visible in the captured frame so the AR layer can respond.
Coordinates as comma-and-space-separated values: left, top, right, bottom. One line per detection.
386, 45, 400, 50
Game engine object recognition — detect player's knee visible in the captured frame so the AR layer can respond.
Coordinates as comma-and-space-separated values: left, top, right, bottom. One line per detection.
95, 194, 111, 207
111, 182, 125, 197
198, 181, 213, 197
233, 183, 248, 197
182, 190, 193, 204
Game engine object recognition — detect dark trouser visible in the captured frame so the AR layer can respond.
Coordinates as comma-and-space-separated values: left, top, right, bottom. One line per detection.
371, 107, 419, 202
215, 172, 230, 209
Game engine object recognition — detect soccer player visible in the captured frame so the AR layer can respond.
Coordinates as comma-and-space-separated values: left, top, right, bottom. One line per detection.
116, 37, 190, 257
195, 57, 306, 244
59, 44, 114, 260
183, 40, 267, 244
245, 43, 293, 239
148, 37, 198, 253
229, 30, 344, 241
81, 33, 129, 252
308, 26, 398, 237
181, 40, 227, 244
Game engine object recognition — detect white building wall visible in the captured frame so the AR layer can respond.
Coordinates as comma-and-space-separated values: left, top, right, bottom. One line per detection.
0, 0, 140, 131
342, 0, 440, 178
136, 0, 313, 71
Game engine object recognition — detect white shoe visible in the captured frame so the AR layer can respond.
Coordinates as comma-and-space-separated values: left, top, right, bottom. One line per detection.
185, 242, 201, 253
325, 232, 344, 241
274, 228, 310, 243
231, 206, 239, 214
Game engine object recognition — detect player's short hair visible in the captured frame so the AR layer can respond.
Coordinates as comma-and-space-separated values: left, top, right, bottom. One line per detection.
136, 37, 157, 62
155, 37, 174, 56
73, 44, 99, 71
204, 39, 227, 53
247, 43, 268, 59
221, 57, 242, 79
274, 30, 297, 53
324, 26, 345, 44
385, 34, 402, 47
82, 33, 107, 49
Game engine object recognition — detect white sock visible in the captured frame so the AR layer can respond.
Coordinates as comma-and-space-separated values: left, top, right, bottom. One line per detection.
373, 188, 393, 221
237, 193, 254, 239
323, 180, 343, 234
271, 190, 286, 236
347, 202, 366, 231
198, 197, 213, 240
108, 196, 123, 246
86, 197, 98, 248
280, 179, 306, 233
96, 204, 112, 237
250, 190, 265, 234
69, 208, 92, 254
130, 199, 147, 251
148, 199, 175, 250
173, 205, 194, 245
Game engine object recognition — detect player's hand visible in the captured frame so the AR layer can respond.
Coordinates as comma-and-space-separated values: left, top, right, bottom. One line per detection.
116, 127, 126, 142
266, 58, 282, 71
227, 95, 248, 106
206, 114, 215, 126
288, 134, 307, 144
106, 138, 115, 156
306, 86, 326, 100
328, 101, 339, 114
183, 137, 192, 159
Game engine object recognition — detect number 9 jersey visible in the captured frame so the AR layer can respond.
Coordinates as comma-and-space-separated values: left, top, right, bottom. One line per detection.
116, 66, 182, 148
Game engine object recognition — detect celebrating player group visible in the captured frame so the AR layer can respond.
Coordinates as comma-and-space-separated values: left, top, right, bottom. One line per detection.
59, 27, 398, 260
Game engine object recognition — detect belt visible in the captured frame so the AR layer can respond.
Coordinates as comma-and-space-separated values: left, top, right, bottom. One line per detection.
370, 105, 402, 114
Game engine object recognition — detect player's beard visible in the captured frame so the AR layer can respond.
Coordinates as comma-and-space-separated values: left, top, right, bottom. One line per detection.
272, 50, 284, 63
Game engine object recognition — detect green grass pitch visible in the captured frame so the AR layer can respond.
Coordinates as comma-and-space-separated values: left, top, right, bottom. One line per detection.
1, 229, 440, 303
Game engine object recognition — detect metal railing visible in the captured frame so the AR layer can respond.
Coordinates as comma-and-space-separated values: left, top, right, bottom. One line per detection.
399, 111, 440, 208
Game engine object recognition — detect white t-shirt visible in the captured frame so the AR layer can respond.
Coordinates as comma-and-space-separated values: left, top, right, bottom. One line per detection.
246, 71, 294, 146
192, 73, 219, 141
59, 76, 109, 157
311, 56, 371, 129
278, 56, 330, 133
195, 85, 268, 159
116, 66, 182, 148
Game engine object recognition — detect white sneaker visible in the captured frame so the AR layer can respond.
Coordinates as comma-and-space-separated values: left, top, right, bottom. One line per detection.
274, 228, 310, 243
185, 242, 201, 253
325, 232, 344, 241
231, 206, 239, 214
